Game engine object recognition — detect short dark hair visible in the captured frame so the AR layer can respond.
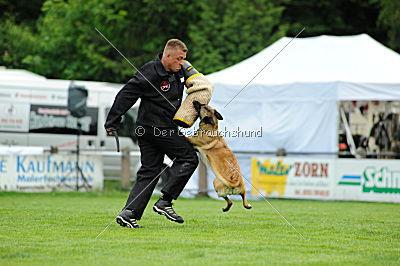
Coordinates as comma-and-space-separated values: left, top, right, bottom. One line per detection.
163, 39, 188, 55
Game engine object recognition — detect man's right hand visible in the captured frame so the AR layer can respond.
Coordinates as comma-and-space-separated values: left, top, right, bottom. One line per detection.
106, 128, 116, 136
106, 128, 120, 152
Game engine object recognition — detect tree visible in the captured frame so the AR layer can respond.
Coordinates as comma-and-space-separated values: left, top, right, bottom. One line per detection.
0, 0, 45, 25
188, 0, 286, 74
0, 0, 44, 69
0, 21, 37, 68
8, 0, 196, 82
2, 0, 397, 82
376, 0, 400, 52
26, 0, 133, 81
278, 0, 387, 47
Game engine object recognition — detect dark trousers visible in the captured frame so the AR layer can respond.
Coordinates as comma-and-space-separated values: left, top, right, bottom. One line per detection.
125, 125, 199, 219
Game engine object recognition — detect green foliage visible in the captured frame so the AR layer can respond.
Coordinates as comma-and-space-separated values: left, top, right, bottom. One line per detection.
0, 0, 44, 24
278, 0, 383, 40
30, 0, 133, 81
377, 0, 400, 51
113, 0, 195, 73
0, 20, 37, 69
0, 0, 285, 80
189, 0, 286, 74
0, 0, 399, 82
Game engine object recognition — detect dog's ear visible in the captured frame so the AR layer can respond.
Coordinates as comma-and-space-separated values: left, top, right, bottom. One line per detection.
193, 100, 202, 112
201, 116, 215, 126
214, 110, 223, 120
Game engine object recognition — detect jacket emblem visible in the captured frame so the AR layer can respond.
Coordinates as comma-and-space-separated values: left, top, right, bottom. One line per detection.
160, 81, 170, 92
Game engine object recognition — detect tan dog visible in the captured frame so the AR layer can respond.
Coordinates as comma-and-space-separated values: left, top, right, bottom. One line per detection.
187, 101, 252, 212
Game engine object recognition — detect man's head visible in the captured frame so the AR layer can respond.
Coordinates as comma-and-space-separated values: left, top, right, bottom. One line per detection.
161, 39, 187, 72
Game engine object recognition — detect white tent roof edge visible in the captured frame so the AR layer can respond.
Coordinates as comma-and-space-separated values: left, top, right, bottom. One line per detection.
207, 33, 400, 87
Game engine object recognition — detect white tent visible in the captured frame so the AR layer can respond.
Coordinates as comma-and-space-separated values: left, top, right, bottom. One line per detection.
205, 34, 400, 155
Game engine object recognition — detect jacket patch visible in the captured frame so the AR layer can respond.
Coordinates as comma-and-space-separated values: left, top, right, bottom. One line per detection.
160, 81, 170, 92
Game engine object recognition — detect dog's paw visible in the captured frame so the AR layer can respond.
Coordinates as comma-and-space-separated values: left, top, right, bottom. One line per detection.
244, 204, 252, 210
222, 204, 232, 212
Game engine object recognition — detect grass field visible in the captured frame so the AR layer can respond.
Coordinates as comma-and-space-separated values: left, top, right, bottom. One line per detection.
1, 188, 399, 265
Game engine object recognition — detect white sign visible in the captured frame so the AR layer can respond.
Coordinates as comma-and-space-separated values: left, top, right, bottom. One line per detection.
0, 103, 30, 132
335, 159, 400, 203
0, 154, 103, 192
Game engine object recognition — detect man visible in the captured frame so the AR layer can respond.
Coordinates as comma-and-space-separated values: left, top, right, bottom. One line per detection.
105, 39, 199, 228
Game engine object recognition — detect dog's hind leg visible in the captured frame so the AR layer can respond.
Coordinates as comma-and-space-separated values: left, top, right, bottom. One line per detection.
240, 192, 252, 210
222, 196, 233, 212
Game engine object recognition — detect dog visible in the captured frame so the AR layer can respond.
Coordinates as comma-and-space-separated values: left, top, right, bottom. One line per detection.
186, 101, 252, 212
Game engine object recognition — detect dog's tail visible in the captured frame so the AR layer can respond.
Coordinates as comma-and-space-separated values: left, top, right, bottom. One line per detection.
214, 169, 241, 188
227, 173, 241, 188
210, 156, 242, 188
214, 172, 232, 188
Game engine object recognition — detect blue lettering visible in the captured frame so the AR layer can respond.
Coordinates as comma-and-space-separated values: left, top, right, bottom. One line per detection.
27, 161, 35, 172
53, 161, 64, 172
36, 161, 45, 173
66, 161, 74, 172
14, 157, 98, 182
85, 161, 95, 173
17, 156, 26, 173
47, 155, 52, 172
17, 175, 43, 182
0, 160, 6, 173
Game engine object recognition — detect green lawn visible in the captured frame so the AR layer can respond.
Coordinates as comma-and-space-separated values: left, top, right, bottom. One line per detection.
0, 190, 399, 265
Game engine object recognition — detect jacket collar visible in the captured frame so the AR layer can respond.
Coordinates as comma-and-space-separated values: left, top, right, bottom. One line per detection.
155, 53, 169, 77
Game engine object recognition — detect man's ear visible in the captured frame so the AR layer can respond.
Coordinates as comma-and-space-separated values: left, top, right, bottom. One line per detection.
214, 110, 223, 120
193, 101, 202, 112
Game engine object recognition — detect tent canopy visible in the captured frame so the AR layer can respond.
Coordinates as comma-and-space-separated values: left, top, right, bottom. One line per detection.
208, 34, 400, 87
203, 34, 400, 154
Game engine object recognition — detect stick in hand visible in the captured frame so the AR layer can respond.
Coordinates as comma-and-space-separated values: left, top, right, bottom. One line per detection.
106, 129, 120, 152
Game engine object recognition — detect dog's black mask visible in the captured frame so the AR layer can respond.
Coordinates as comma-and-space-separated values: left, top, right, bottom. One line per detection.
193, 100, 224, 121
201, 116, 215, 126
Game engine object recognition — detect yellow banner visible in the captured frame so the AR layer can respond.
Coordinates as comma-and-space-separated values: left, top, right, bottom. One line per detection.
251, 158, 291, 197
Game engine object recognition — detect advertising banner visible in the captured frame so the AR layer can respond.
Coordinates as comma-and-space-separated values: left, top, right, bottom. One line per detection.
252, 157, 335, 200
29, 104, 98, 135
0, 103, 30, 132
0, 154, 103, 192
335, 159, 400, 203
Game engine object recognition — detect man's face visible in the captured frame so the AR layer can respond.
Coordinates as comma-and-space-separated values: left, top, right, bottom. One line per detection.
164, 49, 186, 72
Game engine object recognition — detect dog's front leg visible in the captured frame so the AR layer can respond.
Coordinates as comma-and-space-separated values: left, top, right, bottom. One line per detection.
186, 136, 204, 147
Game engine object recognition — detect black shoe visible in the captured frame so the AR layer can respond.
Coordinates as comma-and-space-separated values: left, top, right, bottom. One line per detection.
153, 199, 184, 223
116, 209, 142, 228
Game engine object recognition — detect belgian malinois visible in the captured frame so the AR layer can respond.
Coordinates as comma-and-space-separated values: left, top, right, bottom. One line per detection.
187, 101, 252, 212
